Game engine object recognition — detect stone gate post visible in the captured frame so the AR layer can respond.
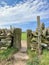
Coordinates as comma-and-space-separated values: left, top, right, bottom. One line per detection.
13, 28, 22, 50
27, 30, 32, 49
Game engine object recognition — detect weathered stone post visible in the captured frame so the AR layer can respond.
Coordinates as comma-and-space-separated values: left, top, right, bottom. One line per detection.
27, 30, 32, 49
13, 28, 22, 50
37, 16, 41, 56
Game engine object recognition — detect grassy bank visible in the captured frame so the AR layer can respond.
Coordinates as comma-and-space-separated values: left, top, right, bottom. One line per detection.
0, 47, 18, 60
41, 49, 49, 65
27, 49, 49, 65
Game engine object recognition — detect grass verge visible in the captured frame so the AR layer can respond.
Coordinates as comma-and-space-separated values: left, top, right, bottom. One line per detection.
27, 49, 49, 65
40, 49, 49, 65
0, 47, 18, 60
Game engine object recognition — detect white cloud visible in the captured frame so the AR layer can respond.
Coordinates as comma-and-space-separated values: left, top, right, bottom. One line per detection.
0, 0, 49, 26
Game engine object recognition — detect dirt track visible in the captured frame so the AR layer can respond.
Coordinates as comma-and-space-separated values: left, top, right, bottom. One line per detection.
0, 40, 29, 65
13, 40, 28, 65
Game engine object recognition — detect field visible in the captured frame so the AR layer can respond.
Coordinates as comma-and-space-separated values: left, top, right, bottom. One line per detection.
21, 32, 27, 40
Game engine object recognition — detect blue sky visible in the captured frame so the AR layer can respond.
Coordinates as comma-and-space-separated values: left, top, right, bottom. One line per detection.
0, 0, 49, 31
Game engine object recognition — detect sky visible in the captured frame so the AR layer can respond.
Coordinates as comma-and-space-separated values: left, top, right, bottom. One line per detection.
0, 0, 49, 31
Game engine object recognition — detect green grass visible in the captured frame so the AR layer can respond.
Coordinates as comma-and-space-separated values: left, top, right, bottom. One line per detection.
27, 49, 49, 65
0, 47, 18, 60
21, 32, 27, 40
27, 49, 39, 65
40, 49, 49, 65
